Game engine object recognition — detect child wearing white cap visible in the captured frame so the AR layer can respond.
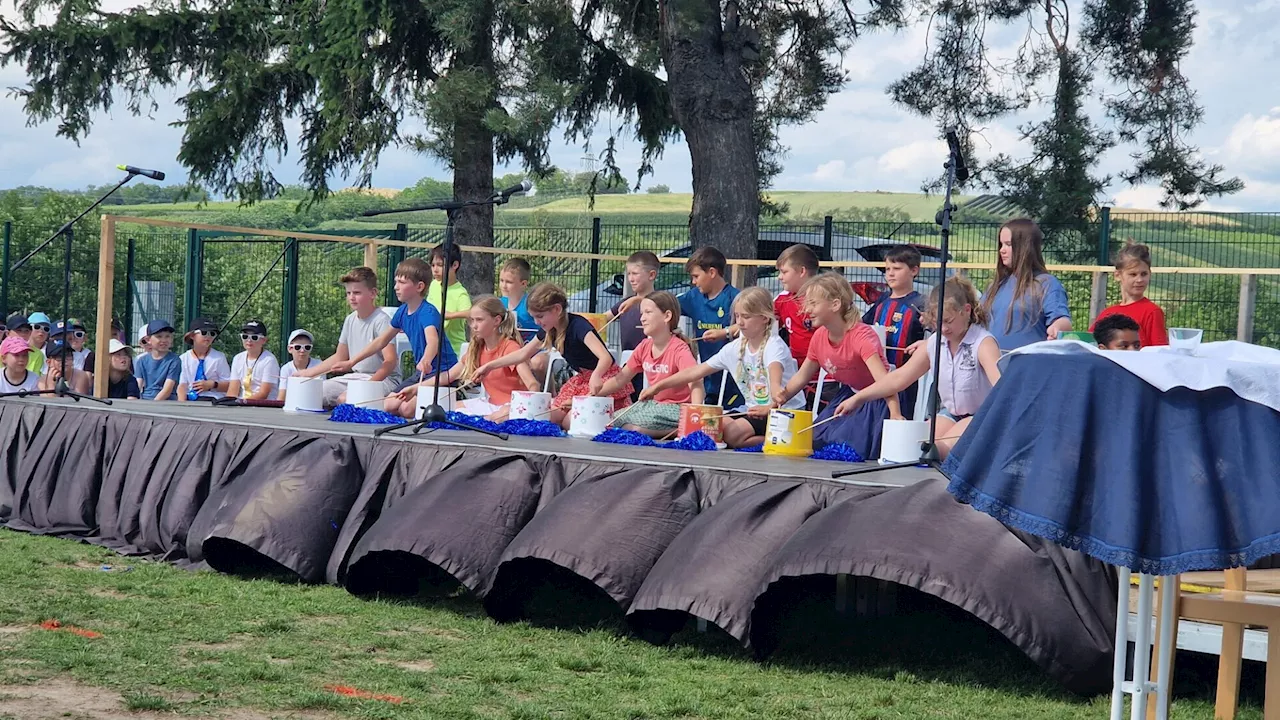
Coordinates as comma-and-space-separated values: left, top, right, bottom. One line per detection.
278, 329, 323, 402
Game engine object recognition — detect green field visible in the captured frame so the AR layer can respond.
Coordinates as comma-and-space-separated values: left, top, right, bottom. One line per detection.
0, 530, 1260, 720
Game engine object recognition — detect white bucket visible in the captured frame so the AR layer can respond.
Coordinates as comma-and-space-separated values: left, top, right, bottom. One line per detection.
414, 384, 456, 417
283, 376, 324, 413
345, 379, 386, 408
569, 395, 614, 438
880, 419, 929, 463
872, 324, 888, 349
510, 390, 552, 420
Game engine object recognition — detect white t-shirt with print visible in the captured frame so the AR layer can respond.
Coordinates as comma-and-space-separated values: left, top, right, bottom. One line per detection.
706, 335, 806, 410
230, 349, 281, 399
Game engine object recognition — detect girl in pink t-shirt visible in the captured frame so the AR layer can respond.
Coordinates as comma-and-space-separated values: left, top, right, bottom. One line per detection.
775, 272, 899, 459
596, 292, 703, 437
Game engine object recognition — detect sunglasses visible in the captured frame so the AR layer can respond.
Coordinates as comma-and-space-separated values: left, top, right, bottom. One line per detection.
195, 329, 218, 337
290, 343, 313, 352
31, 324, 50, 332
69, 330, 86, 339
240, 333, 263, 342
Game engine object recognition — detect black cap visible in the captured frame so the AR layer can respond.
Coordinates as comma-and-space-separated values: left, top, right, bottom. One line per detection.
5, 314, 31, 332
144, 319, 175, 337
46, 340, 71, 358
240, 320, 268, 336
184, 317, 218, 341
50, 320, 84, 337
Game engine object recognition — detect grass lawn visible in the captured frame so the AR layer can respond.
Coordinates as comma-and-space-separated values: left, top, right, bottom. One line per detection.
0, 530, 1259, 719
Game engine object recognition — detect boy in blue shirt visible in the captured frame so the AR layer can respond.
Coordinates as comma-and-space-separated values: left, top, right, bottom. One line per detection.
499, 258, 537, 343
337, 258, 456, 413
862, 246, 925, 419
678, 247, 741, 409
133, 320, 181, 400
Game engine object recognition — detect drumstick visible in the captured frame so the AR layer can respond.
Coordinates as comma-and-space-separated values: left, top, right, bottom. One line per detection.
794, 414, 842, 434
608, 402, 641, 428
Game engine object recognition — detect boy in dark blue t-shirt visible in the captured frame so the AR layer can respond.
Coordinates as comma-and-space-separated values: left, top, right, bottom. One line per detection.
678, 247, 741, 409
862, 246, 925, 419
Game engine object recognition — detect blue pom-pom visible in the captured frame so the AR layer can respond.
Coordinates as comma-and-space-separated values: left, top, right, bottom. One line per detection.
329, 404, 402, 425
497, 419, 567, 437
657, 430, 718, 451
734, 443, 764, 453
811, 442, 864, 462
592, 427, 657, 446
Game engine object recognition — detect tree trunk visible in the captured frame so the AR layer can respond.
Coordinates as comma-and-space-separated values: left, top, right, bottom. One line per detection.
659, 0, 759, 272
451, 1, 497, 296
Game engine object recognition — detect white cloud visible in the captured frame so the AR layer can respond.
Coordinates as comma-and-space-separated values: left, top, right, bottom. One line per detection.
1222, 108, 1280, 179
810, 160, 847, 183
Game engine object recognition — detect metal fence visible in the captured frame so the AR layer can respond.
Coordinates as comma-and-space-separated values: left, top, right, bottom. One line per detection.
2, 210, 1280, 357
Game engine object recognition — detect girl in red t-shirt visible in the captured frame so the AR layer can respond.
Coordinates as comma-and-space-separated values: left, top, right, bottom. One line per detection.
1090, 242, 1167, 348
597, 292, 702, 437
389, 295, 538, 420
775, 272, 899, 460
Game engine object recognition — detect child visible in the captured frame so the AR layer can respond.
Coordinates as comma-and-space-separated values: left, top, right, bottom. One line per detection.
393, 296, 538, 420
427, 243, 472, 353
40, 341, 91, 394
295, 267, 400, 407
177, 317, 231, 401
0, 336, 39, 393
1095, 314, 1142, 351
338, 259, 455, 405
104, 339, 140, 399
49, 319, 92, 373
1091, 242, 1166, 348
862, 246, 926, 419
134, 320, 181, 400
842, 277, 1001, 461
679, 247, 741, 409
227, 320, 281, 401
135, 325, 151, 358
775, 272, 900, 460
26, 312, 50, 375
277, 329, 323, 401
608, 251, 661, 400
643, 287, 805, 448
499, 258, 538, 343
595, 292, 701, 438
773, 244, 820, 364
475, 283, 630, 430
981, 218, 1072, 349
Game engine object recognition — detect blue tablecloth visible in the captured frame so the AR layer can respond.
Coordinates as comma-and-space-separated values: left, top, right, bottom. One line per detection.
942, 353, 1280, 575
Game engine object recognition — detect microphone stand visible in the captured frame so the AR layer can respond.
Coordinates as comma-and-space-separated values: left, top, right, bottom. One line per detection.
364, 193, 524, 440
831, 146, 963, 478
0, 174, 136, 405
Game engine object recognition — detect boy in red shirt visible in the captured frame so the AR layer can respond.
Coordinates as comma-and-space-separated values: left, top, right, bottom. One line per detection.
1090, 242, 1167, 348
773, 244, 819, 363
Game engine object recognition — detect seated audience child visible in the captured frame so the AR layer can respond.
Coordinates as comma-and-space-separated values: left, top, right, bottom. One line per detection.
1095, 314, 1143, 351
104, 339, 140, 399
0, 336, 39, 393
642, 287, 805, 448
427, 244, 472, 353
594, 292, 702, 438
842, 277, 1001, 460
862, 246, 926, 419
50, 320, 92, 374
40, 340, 91, 394
475, 283, 630, 430
774, 272, 899, 460
135, 325, 151, 358
394, 296, 538, 420
499, 258, 538, 343
134, 320, 180, 400
228, 320, 281, 401
177, 317, 231, 401
607, 251, 661, 400
277, 329, 323, 401
26, 312, 50, 375
1091, 242, 1167, 348
295, 267, 400, 406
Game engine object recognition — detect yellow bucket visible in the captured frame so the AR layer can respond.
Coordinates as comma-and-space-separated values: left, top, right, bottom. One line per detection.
763, 409, 814, 458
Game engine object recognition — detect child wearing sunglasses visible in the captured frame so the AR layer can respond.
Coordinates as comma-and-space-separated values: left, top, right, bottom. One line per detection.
177, 317, 231, 401
26, 312, 51, 375
228, 320, 281, 401
277, 329, 323, 402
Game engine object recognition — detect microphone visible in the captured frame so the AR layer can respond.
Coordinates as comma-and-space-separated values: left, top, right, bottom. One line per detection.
117, 165, 166, 181
494, 178, 533, 200
943, 127, 970, 183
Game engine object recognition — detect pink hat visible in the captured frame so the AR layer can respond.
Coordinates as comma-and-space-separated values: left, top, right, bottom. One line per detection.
0, 336, 31, 357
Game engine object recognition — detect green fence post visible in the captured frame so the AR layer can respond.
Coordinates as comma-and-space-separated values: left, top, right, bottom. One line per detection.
1097, 206, 1112, 266
124, 238, 135, 342
1, 221, 11, 319
386, 224, 407, 307
589, 218, 602, 313
281, 238, 299, 358
823, 216, 834, 259
184, 228, 202, 327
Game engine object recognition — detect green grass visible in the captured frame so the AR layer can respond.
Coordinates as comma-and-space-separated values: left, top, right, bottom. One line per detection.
0, 529, 1261, 719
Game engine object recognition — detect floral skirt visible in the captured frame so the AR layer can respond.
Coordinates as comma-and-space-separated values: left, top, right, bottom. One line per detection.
553, 367, 634, 412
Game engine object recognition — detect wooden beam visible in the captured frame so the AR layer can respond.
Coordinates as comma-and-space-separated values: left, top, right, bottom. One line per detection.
1089, 272, 1109, 324
1237, 274, 1257, 343
94, 216, 116, 398
363, 241, 378, 271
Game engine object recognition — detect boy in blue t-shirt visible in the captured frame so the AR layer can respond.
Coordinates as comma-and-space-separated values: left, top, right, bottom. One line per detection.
133, 320, 181, 400
678, 247, 741, 409
499, 258, 537, 343
862, 246, 925, 419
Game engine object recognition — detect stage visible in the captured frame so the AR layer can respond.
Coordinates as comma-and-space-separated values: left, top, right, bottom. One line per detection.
0, 396, 1118, 695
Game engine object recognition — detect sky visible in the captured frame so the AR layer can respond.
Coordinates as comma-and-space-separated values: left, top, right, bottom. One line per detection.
1, 0, 1278, 211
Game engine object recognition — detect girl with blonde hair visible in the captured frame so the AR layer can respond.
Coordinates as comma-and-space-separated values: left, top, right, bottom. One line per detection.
642, 287, 804, 448
387, 295, 539, 420
843, 276, 1001, 460
775, 272, 899, 459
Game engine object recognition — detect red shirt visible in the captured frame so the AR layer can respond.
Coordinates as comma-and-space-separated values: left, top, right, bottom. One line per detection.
774, 291, 814, 362
806, 322, 889, 390
1091, 298, 1168, 348
479, 337, 525, 405
626, 336, 699, 403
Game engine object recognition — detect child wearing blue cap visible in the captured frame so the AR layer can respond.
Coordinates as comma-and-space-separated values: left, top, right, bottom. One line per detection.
26, 312, 50, 375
